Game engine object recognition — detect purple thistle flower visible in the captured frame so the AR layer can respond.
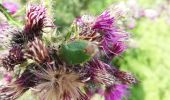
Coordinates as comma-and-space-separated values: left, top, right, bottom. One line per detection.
101, 31, 129, 59
93, 11, 114, 33
2, 2, 19, 14
104, 84, 129, 100
73, 9, 129, 59
24, 5, 53, 40
93, 10, 129, 59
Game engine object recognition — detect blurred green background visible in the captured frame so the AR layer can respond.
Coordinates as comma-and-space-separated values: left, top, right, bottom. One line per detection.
1, 0, 170, 100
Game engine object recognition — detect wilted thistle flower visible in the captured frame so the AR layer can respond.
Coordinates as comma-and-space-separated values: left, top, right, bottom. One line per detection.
0, 22, 25, 49
0, 63, 39, 100
25, 38, 50, 63
24, 5, 53, 40
89, 59, 136, 85
32, 63, 89, 100
1, 45, 25, 71
89, 59, 116, 86
113, 69, 137, 85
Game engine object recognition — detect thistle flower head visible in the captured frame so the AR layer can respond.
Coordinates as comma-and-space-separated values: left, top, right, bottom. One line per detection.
24, 5, 52, 40
0, 22, 24, 49
104, 84, 129, 100
93, 11, 115, 33
32, 63, 89, 100
0, 83, 27, 100
1, 45, 25, 71
74, 15, 100, 41
114, 70, 137, 85
89, 59, 136, 86
101, 31, 129, 59
73, 6, 130, 59
89, 59, 116, 86
25, 38, 50, 63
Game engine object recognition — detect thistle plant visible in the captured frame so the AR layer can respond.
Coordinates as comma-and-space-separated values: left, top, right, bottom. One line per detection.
0, 3, 137, 100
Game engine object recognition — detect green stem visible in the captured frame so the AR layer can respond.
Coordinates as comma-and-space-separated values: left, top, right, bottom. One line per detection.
0, 4, 22, 27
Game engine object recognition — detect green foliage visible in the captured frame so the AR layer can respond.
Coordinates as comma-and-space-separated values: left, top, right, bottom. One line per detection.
114, 18, 170, 100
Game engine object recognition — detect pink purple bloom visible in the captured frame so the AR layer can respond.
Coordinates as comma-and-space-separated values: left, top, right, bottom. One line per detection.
93, 11, 115, 32
2, 2, 19, 14
101, 31, 129, 59
74, 9, 129, 59
104, 84, 129, 100
3, 73, 12, 83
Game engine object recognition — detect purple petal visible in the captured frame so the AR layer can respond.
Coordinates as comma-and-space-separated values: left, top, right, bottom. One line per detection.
2, 2, 19, 14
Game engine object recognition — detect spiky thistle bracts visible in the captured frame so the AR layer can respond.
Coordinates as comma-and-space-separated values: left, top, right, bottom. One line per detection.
73, 8, 129, 60
1, 45, 26, 71
24, 5, 54, 40
0, 3, 137, 100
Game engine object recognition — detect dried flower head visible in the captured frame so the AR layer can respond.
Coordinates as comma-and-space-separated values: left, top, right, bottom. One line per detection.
25, 38, 50, 63
32, 62, 89, 100
1, 45, 25, 71
114, 70, 137, 85
89, 59, 116, 86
